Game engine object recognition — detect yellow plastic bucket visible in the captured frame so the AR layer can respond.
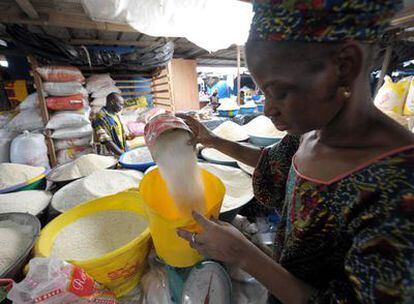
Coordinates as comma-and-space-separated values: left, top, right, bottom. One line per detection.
139, 168, 225, 268
35, 190, 151, 297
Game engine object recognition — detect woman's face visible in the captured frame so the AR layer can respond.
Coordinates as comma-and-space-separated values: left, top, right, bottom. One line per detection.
246, 41, 346, 135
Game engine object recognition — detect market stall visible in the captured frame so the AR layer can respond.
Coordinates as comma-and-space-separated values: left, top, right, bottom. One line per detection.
0, 0, 413, 303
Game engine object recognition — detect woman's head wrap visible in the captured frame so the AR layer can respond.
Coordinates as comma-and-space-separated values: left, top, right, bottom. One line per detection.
249, 0, 403, 42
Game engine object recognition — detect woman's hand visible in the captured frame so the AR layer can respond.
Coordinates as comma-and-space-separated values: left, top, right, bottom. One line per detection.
177, 211, 253, 266
176, 114, 218, 148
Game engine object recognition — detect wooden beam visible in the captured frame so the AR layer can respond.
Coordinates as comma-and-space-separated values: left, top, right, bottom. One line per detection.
14, 0, 38, 19
0, 7, 137, 32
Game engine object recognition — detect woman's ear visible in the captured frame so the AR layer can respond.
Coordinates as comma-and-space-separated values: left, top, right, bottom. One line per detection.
334, 41, 364, 87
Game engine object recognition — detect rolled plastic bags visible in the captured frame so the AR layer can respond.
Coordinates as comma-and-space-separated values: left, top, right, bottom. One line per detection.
10, 131, 50, 169
36, 66, 85, 83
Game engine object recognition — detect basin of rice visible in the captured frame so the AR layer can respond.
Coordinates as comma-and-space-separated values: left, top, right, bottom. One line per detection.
0, 191, 52, 215
198, 163, 253, 212
47, 154, 117, 182
0, 219, 34, 275
121, 146, 153, 164
237, 161, 255, 176
243, 115, 286, 138
52, 169, 143, 212
51, 210, 147, 261
212, 121, 249, 142
0, 163, 45, 191
201, 148, 237, 165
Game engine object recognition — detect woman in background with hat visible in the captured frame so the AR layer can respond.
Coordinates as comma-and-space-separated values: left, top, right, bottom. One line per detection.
178, 1, 414, 303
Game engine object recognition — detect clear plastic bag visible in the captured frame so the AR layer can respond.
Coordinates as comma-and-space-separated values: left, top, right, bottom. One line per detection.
10, 131, 50, 168
6, 109, 44, 132
7, 257, 118, 304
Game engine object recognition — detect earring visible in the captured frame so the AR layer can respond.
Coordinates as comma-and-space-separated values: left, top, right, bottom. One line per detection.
341, 86, 352, 99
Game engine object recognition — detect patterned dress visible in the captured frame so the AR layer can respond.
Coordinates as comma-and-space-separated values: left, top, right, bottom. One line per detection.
253, 135, 414, 303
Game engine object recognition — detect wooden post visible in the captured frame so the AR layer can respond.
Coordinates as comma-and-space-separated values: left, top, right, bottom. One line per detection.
27, 55, 57, 167
375, 45, 393, 97
236, 45, 241, 105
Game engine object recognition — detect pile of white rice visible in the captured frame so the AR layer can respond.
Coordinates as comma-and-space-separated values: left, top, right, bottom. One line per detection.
243, 115, 286, 138
0, 190, 52, 215
0, 220, 32, 274
0, 163, 45, 190
48, 154, 117, 181
52, 210, 147, 261
122, 147, 153, 164
212, 121, 249, 142
202, 148, 236, 163
52, 169, 143, 212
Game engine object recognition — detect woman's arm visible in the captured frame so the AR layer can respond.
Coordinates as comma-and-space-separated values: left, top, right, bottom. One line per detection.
176, 114, 261, 167
177, 212, 313, 304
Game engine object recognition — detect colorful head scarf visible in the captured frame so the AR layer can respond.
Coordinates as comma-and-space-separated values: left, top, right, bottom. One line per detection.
249, 0, 403, 42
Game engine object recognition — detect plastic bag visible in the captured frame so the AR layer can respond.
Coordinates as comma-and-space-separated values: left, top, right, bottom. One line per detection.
0, 129, 15, 163
57, 146, 93, 164
374, 76, 411, 115
46, 94, 86, 111
54, 136, 92, 151
7, 109, 44, 132
51, 124, 93, 139
403, 77, 414, 116
36, 66, 85, 83
86, 74, 115, 93
46, 110, 90, 129
19, 92, 38, 110
7, 257, 118, 304
10, 131, 50, 168
43, 82, 88, 97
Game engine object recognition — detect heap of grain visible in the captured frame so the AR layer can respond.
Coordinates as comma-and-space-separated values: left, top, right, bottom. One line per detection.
48, 154, 117, 181
212, 121, 249, 142
52, 169, 143, 212
52, 210, 147, 261
0, 191, 52, 215
243, 115, 286, 138
0, 163, 45, 190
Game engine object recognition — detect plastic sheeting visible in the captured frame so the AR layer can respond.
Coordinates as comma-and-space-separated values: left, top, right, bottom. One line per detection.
82, 0, 253, 52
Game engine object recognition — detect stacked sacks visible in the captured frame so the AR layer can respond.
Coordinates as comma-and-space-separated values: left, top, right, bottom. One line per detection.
38, 66, 93, 165
86, 74, 120, 115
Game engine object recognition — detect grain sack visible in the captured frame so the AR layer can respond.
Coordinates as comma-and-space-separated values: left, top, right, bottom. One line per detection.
0, 129, 14, 163
91, 97, 107, 107
52, 210, 147, 261
374, 76, 411, 115
151, 129, 205, 217
0, 163, 45, 190
91, 86, 121, 98
46, 110, 90, 129
57, 146, 94, 165
46, 95, 85, 111
43, 82, 87, 97
213, 121, 249, 142
7, 109, 43, 133
0, 220, 32, 274
18, 93, 38, 110
48, 154, 117, 182
51, 124, 93, 139
52, 169, 143, 212
0, 190, 52, 215
10, 131, 49, 168
0, 111, 17, 128
86, 74, 115, 93
54, 136, 91, 151
36, 66, 85, 83
243, 115, 286, 137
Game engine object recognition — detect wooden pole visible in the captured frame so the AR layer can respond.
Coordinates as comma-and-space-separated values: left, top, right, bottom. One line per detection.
237, 45, 241, 105
375, 45, 393, 97
27, 55, 57, 167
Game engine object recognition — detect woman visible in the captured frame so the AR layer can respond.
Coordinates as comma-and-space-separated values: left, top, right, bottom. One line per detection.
178, 1, 414, 303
